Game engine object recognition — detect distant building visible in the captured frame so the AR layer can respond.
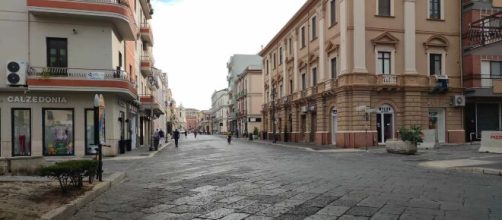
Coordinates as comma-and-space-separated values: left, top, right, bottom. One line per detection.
211, 89, 230, 134
185, 108, 200, 132
235, 66, 264, 136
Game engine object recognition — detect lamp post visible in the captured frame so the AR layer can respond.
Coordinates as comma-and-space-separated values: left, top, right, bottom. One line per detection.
271, 87, 277, 143
93, 94, 103, 182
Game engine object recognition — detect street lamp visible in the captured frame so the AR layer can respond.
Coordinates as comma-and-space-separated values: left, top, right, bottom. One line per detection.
271, 87, 277, 143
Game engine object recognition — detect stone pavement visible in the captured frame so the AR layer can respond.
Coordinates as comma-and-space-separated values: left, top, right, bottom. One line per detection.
72, 135, 502, 220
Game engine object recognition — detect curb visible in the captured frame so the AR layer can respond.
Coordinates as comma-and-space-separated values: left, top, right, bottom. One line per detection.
232, 137, 362, 153
148, 141, 172, 158
40, 172, 126, 220
452, 167, 502, 176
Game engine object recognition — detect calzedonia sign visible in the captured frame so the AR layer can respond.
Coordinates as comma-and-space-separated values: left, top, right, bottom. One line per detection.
7, 96, 68, 104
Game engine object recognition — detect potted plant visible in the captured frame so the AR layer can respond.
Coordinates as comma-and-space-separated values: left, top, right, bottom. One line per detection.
253, 127, 259, 140
386, 125, 423, 155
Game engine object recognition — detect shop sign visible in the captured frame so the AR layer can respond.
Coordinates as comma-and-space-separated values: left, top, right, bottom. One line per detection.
7, 96, 67, 104
479, 131, 502, 153
128, 104, 138, 114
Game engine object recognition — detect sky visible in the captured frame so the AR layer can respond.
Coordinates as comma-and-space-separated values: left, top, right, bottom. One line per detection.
151, 0, 306, 110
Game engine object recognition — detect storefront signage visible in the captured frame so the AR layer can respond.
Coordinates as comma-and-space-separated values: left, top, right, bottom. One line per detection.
479, 131, 502, 153
7, 96, 67, 104
87, 72, 105, 80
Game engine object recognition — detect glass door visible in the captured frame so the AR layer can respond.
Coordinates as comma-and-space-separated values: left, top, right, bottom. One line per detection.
331, 109, 337, 145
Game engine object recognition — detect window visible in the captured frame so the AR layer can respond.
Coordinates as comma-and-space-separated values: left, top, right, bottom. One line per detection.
377, 51, 391, 74
301, 26, 306, 48
118, 51, 123, 69
12, 109, 31, 157
273, 53, 277, 69
279, 47, 283, 65
429, 53, 442, 76
47, 38, 67, 68
311, 16, 317, 40
280, 85, 283, 97
429, 0, 441, 20
331, 57, 337, 79
378, 0, 391, 16
490, 61, 502, 77
43, 109, 74, 156
302, 73, 306, 90
266, 60, 269, 74
330, 0, 336, 26
312, 67, 317, 86
85, 109, 95, 155
289, 38, 293, 55
290, 79, 293, 94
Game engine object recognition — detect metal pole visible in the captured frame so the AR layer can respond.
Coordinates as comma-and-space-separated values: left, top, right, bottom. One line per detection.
94, 102, 102, 182
149, 100, 154, 151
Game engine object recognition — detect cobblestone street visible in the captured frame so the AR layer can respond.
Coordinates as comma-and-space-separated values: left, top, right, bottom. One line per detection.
72, 135, 502, 220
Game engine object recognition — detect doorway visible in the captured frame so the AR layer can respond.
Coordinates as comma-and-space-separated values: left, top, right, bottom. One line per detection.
376, 105, 394, 144
310, 113, 317, 142
331, 109, 337, 145
301, 114, 306, 142
429, 108, 446, 143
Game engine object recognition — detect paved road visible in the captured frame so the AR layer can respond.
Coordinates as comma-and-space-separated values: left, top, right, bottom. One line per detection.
72, 135, 502, 220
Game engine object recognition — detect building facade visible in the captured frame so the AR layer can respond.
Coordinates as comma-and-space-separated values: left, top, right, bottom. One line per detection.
0, 0, 166, 162
235, 66, 264, 137
463, 0, 502, 141
260, 0, 465, 148
185, 108, 200, 132
211, 89, 229, 134
226, 55, 262, 135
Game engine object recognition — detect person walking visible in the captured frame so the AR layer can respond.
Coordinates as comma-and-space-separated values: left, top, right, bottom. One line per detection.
159, 129, 165, 144
184, 130, 188, 138
173, 129, 180, 148
152, 129, 160, 151
194, 130, 197, 138
227, 131, 232, 144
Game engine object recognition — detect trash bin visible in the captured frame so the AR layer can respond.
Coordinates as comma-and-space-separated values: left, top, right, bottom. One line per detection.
118, 140, 126, 154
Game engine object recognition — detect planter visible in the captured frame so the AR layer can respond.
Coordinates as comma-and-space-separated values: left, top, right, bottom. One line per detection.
386, 140, 417, 155
253, 135, 258, 140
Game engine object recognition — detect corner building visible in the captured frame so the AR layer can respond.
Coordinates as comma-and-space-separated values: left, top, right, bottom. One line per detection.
260, 0, 465, 148
0, 0, 158, 160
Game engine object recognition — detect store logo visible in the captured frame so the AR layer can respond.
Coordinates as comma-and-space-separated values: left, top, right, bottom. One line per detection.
7, 96, 68, 104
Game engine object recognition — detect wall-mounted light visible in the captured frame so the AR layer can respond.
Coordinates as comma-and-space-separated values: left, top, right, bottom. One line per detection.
72, 28, 78, 34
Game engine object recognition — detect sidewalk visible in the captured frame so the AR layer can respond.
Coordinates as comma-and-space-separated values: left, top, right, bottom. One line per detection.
236, 136, 502, 176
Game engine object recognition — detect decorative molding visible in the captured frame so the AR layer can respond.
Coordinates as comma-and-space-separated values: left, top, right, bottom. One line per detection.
371, 32, 399, 46
325, 41, 339, 53
423, 35, 449, 49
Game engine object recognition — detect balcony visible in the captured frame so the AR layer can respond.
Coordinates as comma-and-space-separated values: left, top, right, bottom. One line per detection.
27, 66, 137, 99
429, 75, 449, 94
27, 0, 137, 40
140, 56, 153, 77
140, 94, 164, 117
139, 0, 153, 19
140, 22, 154, 46
375, 74, 400, 91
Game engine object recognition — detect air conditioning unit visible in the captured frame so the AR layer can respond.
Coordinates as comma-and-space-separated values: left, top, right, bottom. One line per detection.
453, 95, 466, 107
6, 61, 27, 86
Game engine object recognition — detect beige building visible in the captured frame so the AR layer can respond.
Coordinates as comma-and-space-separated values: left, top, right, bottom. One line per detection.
211, 89, 230, 134
260, 0, 465, 148
0, 0, 165, 165
235, 66, 264, 136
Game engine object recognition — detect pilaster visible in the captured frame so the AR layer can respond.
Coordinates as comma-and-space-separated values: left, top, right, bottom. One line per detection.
353, 0, 367, 73
404, 0, 417, 74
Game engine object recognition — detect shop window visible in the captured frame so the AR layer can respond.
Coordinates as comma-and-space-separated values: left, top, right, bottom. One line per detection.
85, 109, 95, 155
12, 109, 31, 157
43, 109, 74, 156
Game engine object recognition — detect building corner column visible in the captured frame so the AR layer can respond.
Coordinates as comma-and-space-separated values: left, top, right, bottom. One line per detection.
353, 0, 367, 73
404, 0, 417, 74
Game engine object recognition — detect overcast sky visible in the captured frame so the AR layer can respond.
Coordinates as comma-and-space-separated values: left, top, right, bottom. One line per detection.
151, 0, 306, 110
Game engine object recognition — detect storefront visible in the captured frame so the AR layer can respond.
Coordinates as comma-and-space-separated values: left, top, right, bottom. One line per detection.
0, 92, 137, 158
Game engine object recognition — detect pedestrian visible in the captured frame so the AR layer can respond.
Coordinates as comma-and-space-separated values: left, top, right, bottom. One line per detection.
173, 129, 180, 148
227, 131, 232, 144
152, 129, 160, 151
184, 130, 188, 138
159, 129, 165, 144
194, 130, 197, 138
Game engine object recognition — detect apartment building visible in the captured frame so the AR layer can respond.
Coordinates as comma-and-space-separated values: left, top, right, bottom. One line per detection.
211, 89, 229, 134
235, 66, 264, 137
227, 55, 262, 135
463, 0, 502, 141
260, 0, 465, 148
0, 0, 163, 162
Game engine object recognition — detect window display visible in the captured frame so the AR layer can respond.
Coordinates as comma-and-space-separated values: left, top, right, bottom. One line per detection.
12, 109, 31, 156
85, 109, 95, 155
43, 109, 74, 156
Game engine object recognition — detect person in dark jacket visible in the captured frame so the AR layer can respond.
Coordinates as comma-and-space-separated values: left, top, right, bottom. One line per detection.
173, 129, 180, 148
